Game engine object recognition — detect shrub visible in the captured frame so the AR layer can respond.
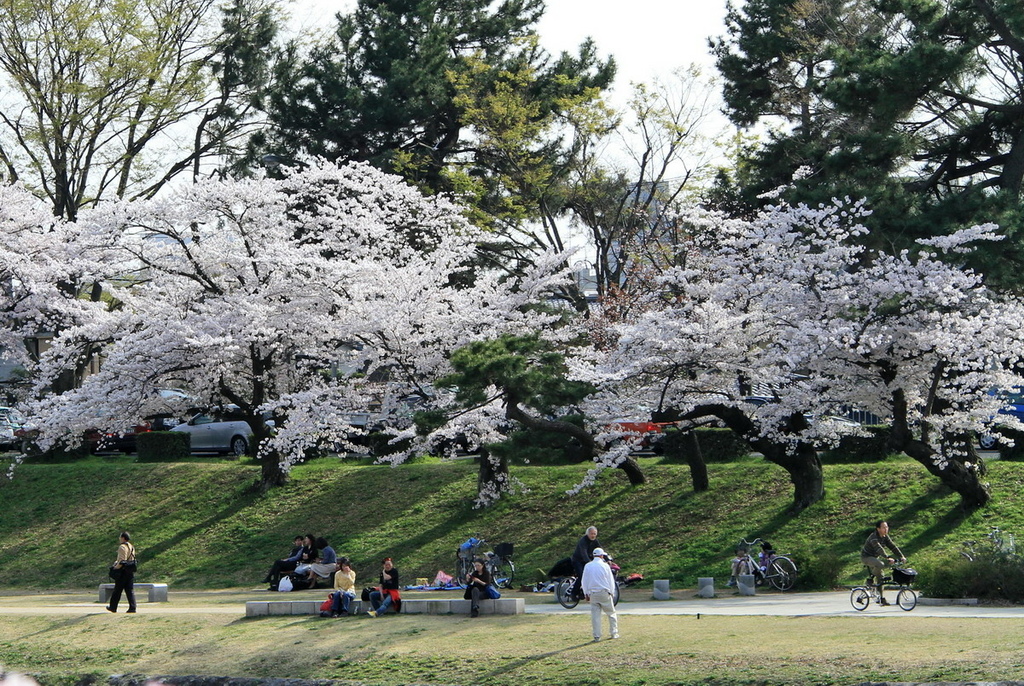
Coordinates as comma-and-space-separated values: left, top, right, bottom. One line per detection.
785, 547, 844, 590
915, 547, 1024, 601
660, 428, 749, 463
820, 426, 891, 463
137, 431, 191, 462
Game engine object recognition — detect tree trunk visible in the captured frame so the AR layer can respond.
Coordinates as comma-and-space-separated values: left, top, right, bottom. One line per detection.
759, 442, 825, 512
476, 447, 514, 505
684, 431, 709, 492
663, 430, 708, 492
681, 404, 824, 510
888, 389, 990, 509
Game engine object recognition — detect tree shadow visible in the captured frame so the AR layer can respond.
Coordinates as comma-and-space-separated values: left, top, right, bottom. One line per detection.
481, 641, 596, 680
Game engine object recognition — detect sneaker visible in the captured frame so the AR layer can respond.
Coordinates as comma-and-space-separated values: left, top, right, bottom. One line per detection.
878, 597, 890, 606
611, 634, 620, 639
105, 607, 116, 613
320, 612, 331, 618
338, 611, 349, 617
471, 607, 479, 618
726, 577, 737, 587
592, 637, 601, 642
366, 610, 377, 618
126, 609, 136, 613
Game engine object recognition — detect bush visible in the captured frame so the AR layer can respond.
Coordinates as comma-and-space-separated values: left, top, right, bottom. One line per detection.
785, 547, 844, 590
660, 428, 749, 463
998, 429, 1024, 461
819, 426, 891, 463
137, 431, 191, 462
915, 549, 1024, 601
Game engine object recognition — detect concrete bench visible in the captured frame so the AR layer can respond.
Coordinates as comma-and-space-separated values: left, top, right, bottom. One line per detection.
244, 596, 524, 617
98, 582, 168, 603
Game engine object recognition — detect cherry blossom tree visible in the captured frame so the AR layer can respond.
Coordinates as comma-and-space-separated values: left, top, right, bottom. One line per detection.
582, 198, 1024, 510
6, 159, 566, 490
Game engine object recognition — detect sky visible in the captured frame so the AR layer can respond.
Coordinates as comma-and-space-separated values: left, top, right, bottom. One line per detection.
290, 0, 731, 99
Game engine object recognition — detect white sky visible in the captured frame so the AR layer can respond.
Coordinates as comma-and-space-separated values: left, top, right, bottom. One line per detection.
289, 0, 730, 99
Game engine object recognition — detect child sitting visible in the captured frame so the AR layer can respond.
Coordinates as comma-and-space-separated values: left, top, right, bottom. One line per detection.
728, 546, 753, 587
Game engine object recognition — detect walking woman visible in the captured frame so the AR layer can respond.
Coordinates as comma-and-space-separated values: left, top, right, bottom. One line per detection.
107, 531, 137, 613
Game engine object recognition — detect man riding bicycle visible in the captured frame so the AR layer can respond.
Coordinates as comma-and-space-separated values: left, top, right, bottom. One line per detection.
860, 520, 905, 606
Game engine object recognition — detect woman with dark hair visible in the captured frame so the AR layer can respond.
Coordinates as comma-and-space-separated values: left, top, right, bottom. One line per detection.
107, 531, 137, 613
366, 557, 401, 617
302, 537, 338, 584
463, 558, 493, 617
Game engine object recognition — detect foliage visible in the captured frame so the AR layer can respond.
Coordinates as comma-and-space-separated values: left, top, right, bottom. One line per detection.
819, 426, 891, 464
580, 198, 1024, 509
0, 0, 278, 218
136, 432, 192, 463
915, 550, 1024, 602
710, 0, 1024, 290
0, 160, 566, 491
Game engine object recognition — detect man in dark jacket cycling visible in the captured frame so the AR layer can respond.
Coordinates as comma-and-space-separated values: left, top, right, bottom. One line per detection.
861, 520, 905, 606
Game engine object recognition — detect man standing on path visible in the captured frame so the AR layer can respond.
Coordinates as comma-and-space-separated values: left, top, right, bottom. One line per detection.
581, 547, 618, 642
860, 520, 905, 606
571, 526, 600, 599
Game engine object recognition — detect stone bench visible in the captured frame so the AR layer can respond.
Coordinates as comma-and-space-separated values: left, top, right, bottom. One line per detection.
244, 597, 524, 617
98, 582, 168, 603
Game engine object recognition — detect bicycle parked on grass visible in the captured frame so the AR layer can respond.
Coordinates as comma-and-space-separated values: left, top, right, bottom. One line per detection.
850, 564, 918, 611
454, 536, 516, 589
737, 538, 798, 591
960, 526, 1017, 562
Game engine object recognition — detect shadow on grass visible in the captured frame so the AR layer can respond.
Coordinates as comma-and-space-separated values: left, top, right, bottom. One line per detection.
482, 640, 595, 681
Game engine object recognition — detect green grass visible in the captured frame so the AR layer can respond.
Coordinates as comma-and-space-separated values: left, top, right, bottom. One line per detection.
4, 453, 1024, 685
3, 452, 1024, 590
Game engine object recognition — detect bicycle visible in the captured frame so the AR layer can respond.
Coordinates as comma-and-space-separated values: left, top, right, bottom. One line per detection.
737, 538, 798, 591
454, 537, 516, 589
555, 561, 624, 609
850, 565, 917, 611
960, 526, 1016, 562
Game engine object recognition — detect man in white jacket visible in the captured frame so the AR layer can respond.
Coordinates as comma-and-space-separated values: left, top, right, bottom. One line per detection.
580, 547, 619, 641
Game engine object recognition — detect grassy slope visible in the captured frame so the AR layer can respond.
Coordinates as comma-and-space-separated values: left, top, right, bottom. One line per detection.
3, 453, 1024, 590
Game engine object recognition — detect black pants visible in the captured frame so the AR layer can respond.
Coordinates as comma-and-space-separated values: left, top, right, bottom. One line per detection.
265, 559, 299, 583
110, 571, 136, 611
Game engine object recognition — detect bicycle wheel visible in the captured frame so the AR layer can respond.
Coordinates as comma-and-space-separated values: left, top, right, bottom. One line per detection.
493, 558, 515, 589
613, 582, 621, 606
454, 556, 470, 589
896, 587, 917, 611
850, 587, 870, 611
556, 578, 579, 609
769, 556, 798, 591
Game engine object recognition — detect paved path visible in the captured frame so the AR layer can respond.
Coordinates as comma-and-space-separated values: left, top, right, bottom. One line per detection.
525, 591, 1024, 618
2, 591, 1024, 618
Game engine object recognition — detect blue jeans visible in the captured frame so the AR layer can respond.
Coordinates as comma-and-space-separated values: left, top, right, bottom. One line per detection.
369, 590, 393, 614
331, 590, 354, 614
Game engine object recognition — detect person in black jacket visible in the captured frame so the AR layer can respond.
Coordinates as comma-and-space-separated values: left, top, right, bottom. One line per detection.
463, 558, 493, 617
570, 526, 600, 599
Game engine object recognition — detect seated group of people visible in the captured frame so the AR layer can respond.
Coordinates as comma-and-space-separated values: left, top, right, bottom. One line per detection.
262, 534, 337, 589
262, 536, 403, 617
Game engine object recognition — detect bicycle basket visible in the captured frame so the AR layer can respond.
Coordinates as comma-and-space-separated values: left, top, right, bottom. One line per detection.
458, 537, 480, 559
493, 542, 513, 559
892, 567, 917, 585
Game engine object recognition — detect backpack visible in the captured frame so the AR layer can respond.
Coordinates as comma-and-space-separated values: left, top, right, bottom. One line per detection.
277, 575, 293, 592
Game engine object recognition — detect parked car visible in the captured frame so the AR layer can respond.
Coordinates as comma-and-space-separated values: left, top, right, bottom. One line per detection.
85, 388, 195, 454
0, 407, 27, 450
170, 406, 272, 456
